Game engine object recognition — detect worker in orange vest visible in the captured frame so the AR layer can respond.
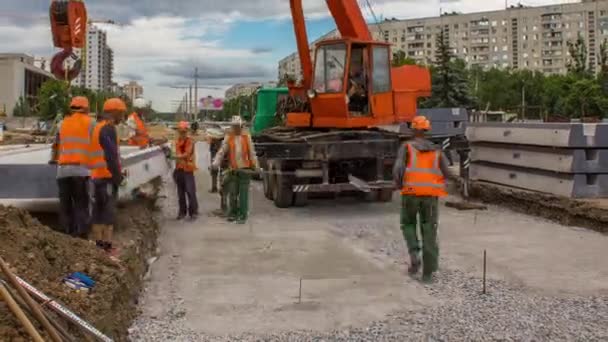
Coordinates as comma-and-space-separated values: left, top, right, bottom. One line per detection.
393, 116, 451, 283
50, 96, 94, 237
90, 98, 126, 253
173, 121, 199, 221
211, 117, 259, 224
125, 98, 150, 149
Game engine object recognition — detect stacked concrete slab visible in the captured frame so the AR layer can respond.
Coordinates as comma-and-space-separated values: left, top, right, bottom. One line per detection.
467, 122, 608, 198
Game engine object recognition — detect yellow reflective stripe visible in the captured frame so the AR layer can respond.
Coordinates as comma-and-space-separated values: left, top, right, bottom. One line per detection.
406, 167, 443, 176
404, 182, 446, 189
89, 150, 105, 157
61, 137, 90, 144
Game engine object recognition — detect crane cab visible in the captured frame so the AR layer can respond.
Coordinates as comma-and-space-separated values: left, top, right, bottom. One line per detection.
287, 39, 395, 129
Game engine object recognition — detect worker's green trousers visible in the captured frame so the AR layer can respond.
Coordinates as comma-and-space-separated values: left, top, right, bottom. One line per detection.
400, 195, 439, 276
226, 170, 251, 221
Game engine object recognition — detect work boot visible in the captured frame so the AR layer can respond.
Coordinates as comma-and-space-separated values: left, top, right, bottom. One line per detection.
189, 214, 199, 221
421, 273, 434, 284
408, 252, 421, 275
176, 214, 186, 221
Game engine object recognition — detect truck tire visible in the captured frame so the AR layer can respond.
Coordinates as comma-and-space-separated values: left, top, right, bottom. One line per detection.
273, 173, 294, 208
293, 192, 308, 207
377, 189, 394, 202
263, 173, 274, 200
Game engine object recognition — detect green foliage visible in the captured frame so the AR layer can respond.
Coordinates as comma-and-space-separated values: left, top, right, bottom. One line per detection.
38, 79, 70, 121
12, 96, 32, 117
392, 50, 417, 67
36, 79, 128, 120
422, 29, 474, 108
567, 33, 590, 77
278, 73, 295, 87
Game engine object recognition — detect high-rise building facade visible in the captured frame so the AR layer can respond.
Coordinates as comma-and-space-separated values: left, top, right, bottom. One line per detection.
123, 81, 144, 101
74, 25, 114, 90
278, 0, 608, 79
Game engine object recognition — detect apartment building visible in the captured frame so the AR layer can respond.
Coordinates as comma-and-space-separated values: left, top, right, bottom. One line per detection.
123, 81, 144, 101
74, 25, 114, 90
0, 54, 54, 117
278, 0, 608, 77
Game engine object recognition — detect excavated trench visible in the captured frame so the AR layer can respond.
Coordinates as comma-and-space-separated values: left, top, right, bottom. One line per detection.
0, 199, 161, 341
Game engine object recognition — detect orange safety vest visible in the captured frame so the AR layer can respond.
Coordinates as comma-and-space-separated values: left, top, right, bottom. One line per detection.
401, 143, 447, 197
128, 112, 149, 148
228, 134, 252, 169
89, 121, 119, 179
58, 113, 94, 166
175, 137, 197, 172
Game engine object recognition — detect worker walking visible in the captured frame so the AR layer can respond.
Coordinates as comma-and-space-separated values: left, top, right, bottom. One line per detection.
125, 98, 150, 149
393, 116, 451, 283
89, 98, 126, 253
173, 121, 199, 221
212, 117, 259, 224
50, 96, 94, 238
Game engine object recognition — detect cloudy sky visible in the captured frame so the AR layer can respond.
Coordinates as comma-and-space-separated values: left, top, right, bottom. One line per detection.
0, 0, 571, 112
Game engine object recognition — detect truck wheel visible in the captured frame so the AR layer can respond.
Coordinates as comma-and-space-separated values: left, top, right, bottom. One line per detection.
377, 189, 394, 202
293, 192, 308, 207
273, 174, 294, 208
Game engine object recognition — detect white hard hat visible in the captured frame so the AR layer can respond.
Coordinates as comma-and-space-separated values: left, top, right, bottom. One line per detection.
231, 116, 243, 126
133, 98, 148, 109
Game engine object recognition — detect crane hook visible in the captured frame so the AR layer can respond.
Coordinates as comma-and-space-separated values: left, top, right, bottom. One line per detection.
50, 48, 82, 81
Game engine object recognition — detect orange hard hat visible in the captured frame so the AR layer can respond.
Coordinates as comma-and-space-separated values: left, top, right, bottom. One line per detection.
70, 96, 89, 111
103, 98, 127, 114
177, 121, 189, 131
411, 115, 431, 131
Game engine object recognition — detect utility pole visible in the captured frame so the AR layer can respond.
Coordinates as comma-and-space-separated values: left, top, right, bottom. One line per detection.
188, 85, 193, 121
521, 84, 526, 121
194, 67, 199, 121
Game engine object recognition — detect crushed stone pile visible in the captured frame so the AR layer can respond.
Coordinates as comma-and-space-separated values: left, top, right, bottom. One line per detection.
0, 202, 159, 341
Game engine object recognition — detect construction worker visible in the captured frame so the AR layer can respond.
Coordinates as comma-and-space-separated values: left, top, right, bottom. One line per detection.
211, 117, 259, 224
393, 116, 451, 283
125, 97, 150, 149
50, 96, 94, 238
173, 121, 199, 221
90, 98, 126, 253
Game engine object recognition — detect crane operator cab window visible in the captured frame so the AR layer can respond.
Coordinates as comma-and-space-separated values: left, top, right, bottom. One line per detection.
313, 43, 347, 93
348, 45, 370, 116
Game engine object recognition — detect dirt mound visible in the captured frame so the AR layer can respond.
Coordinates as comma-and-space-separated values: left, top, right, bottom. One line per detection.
0, 201, 160, 341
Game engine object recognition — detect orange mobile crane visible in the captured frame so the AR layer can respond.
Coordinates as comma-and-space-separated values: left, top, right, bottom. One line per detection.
254, 0, 468, 208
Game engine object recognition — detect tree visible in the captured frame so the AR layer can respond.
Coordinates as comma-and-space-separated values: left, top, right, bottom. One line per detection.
12, 96, 32, 117
38, 79, 70, 121
422, 29, 474, 108
392, 50, 417, 67
563, 78, 608, 118
567, 33, 590, 77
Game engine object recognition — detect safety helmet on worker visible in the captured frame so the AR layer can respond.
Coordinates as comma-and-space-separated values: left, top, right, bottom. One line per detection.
102, 98, 127, 121
411, 115, 431, 131
231, 116, 243, 126
70, 96, 89, 112
133, 98, 148, 109
177, 121, 189, 131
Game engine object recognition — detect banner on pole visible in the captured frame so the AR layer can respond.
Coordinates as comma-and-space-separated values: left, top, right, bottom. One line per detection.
199, 96, 224, 111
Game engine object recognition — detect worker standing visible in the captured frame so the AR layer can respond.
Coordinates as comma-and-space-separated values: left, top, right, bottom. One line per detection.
211, 117, 259, 224
125, 98, 150, 149
89, 98, 126, 253
173, 121, 199, 221
50, 96, 94, 238
393, 116, 451, 283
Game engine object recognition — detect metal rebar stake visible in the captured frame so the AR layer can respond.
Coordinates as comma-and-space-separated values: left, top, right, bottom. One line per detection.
482, 249, 487, 295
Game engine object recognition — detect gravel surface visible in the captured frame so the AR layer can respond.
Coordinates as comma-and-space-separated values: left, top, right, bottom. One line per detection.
130, 265, 608, 342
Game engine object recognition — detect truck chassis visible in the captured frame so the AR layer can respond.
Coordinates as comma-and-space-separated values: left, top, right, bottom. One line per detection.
254, 126, 470, 208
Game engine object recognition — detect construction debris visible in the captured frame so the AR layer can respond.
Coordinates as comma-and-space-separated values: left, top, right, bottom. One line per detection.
0, 200, 160, 341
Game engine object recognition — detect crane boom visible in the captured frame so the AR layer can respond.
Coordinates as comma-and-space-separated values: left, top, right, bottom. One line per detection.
326, 0, 372, 40
289, 0, 313, 90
